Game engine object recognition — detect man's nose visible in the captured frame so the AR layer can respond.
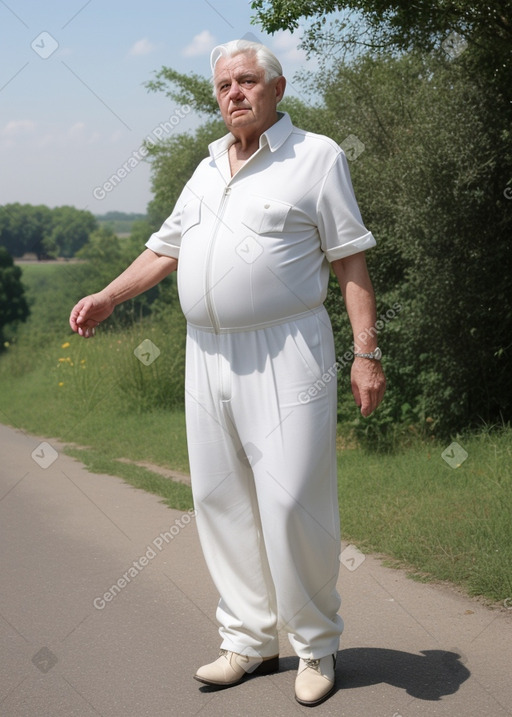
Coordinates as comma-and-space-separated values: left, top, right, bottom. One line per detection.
228, 81, 244, 99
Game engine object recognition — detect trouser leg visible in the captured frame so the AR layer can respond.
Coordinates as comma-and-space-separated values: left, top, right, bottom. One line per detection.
185, 328, 279, 658
229, 310, 343, 659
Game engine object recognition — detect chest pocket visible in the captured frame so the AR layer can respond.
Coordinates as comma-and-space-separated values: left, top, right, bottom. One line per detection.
241, 195, 292, 235
181, 197, 202, 237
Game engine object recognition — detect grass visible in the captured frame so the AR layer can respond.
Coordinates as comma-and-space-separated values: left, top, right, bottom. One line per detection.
0, 330, 190, 473
337, 431, 512, 603
1, 261, 511, 605
65, 447, 193, 511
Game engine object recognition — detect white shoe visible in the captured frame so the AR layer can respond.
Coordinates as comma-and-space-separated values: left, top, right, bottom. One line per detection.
194, 649, 279, 686
295, 654, 336, 706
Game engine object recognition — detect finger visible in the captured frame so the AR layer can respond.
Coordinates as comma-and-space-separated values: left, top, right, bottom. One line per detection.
70, 300, 93, 331
361, 401, 373, 417
351, 381, 362, 409
360, 399, 371, 417
359, 389, 374, 417
75, 298, 94, 326
69, 303, 84, 331
77, 325, 96, 338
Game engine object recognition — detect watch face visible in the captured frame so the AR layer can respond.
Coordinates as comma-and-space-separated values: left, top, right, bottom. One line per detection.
374, 347, 382, 360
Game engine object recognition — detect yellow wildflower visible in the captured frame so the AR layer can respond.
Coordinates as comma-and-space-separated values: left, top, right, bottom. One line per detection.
61, 342, 70, 349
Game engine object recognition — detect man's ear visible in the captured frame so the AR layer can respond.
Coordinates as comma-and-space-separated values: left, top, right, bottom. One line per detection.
275, 76, 286, 103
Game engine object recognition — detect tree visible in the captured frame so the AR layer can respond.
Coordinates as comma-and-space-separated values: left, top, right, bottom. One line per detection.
316, 50, 512, 440
0, 204, 52, 258
251, 1, 512, 79
0, 204, 97, 259
0, 247, 29, 346
42, 206, 97, 258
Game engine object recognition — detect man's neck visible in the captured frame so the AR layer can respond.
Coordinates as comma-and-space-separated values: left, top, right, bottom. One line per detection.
230, 113, 280, 154
230, 137, 259, 159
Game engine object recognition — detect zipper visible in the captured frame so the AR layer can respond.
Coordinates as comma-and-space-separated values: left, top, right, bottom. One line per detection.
204, 185, 232, 333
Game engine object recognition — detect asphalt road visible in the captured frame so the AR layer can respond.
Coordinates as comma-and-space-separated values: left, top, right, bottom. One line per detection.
1, 423, 511, 716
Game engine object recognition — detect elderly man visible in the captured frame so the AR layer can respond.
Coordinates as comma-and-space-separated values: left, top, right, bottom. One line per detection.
70, 39, 385, 707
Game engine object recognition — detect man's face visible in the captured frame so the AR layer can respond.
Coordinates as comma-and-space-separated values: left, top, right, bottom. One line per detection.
214, 53, 285, 139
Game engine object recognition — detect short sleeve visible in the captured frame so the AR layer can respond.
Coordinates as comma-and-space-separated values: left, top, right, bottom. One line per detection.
145, 186, 189, 259
317, 151, 376, 262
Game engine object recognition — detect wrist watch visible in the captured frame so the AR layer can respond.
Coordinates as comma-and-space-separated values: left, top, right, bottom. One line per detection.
353, 347, 382, 361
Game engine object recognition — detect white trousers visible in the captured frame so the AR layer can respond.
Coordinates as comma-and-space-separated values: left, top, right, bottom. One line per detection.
185, 307, 343, 660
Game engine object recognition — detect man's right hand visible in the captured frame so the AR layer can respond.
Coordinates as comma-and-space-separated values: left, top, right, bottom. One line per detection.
69, 291, 115, 338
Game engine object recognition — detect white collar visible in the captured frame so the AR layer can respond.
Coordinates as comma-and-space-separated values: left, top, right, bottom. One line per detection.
208, 111, 293, 160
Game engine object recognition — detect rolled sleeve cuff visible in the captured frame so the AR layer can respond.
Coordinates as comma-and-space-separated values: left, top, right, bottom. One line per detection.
145, 234, 180, 259
324, 231, 376, 262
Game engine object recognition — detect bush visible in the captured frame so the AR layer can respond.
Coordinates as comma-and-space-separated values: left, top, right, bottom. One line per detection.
0, 247, 29, 346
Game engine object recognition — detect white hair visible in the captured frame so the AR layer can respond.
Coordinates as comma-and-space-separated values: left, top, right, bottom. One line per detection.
210, 39, 283, 93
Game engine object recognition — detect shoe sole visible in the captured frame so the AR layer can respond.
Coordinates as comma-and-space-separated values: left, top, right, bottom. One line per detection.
194, 655, 279, 687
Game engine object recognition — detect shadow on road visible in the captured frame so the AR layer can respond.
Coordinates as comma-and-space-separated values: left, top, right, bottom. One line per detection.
275, 647, 470, 701
339, 647, 470, 700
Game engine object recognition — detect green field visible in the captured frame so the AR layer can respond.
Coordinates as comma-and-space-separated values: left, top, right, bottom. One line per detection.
1, 262, 511, 605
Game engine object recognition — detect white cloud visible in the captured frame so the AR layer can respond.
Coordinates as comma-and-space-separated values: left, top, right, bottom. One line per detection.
2, 119, 36, 136
129, 37, 156, 56
0, 121, 102, 150
183, 30, 216, 57
272, 30, 307, 63
66, 122, 86, 139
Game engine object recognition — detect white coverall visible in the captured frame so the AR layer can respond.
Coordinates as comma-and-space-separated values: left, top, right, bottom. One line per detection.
146, 112, 375, 660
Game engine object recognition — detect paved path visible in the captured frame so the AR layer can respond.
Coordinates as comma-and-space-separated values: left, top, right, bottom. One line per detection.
1, 423, 511, 716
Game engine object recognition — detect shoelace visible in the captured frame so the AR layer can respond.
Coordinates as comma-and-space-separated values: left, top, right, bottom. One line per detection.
303, 658, 321, 670
219, 648, 249, 663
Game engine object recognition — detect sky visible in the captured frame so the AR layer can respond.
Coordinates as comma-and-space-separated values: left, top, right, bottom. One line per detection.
0, 0, 318, 216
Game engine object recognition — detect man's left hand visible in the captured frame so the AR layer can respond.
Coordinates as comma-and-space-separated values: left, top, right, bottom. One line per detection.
351, 358, 386, 417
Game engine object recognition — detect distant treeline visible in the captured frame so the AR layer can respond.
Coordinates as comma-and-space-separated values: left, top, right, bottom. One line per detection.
96, 211, 147, 236
0, 204, 147, 259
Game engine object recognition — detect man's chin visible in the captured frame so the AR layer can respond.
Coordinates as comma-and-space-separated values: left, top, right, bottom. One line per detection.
227, 116, 255, 131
